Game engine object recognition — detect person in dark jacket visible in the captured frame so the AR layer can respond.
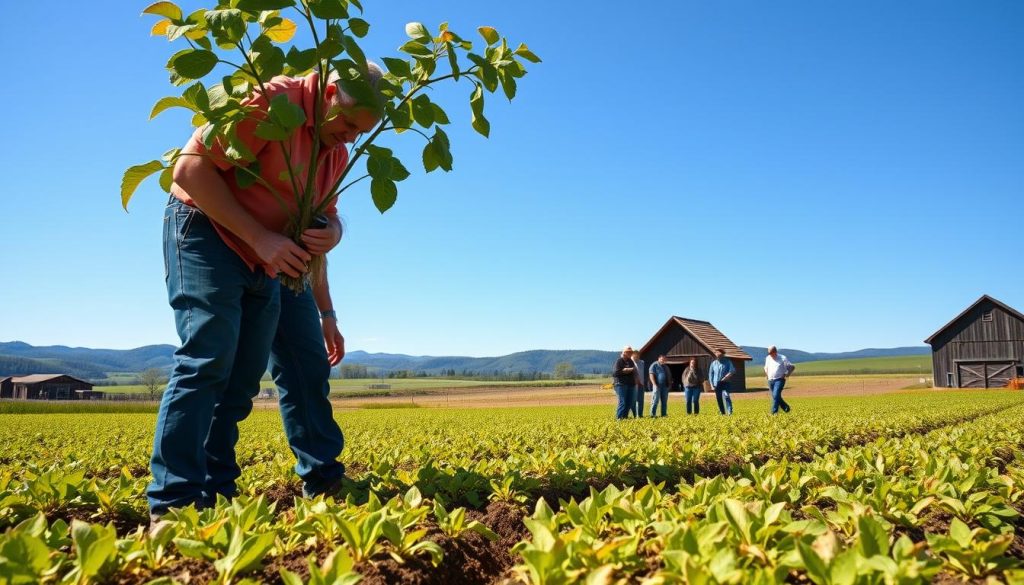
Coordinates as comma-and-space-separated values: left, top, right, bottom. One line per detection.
681, 357, 704, 415
612, 346, 637, 420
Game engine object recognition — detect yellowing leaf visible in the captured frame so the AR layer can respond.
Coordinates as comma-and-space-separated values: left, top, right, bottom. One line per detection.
150, 20, 171, 37
265, 18, 297, 43
142, 1, 182, 21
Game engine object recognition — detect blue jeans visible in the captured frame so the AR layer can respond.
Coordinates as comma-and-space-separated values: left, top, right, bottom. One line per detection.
714, 382, 733, 415
769, 378, 791, 414
272, 286, 346, 495
614, 382, 634, 419
683, 386, 701, 414
635, 384, 646, 417
149, 199, 280, 515
650, 384, 669, 417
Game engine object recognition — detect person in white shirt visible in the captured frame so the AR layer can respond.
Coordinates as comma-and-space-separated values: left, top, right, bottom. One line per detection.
764, 345, 794, 414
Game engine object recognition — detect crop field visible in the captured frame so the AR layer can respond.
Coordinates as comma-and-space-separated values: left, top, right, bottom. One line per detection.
1, 390, 1023, 583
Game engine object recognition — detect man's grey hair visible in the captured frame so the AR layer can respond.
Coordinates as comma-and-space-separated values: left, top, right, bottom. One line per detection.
327, 61, 384, 104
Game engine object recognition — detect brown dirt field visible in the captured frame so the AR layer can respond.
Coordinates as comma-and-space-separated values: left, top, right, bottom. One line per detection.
320, 376, 921, 410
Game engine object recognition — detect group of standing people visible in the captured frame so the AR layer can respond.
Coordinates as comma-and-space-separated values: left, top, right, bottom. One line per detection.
611, 346, 795, 419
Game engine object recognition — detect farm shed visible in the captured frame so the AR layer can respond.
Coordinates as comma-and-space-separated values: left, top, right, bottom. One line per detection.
8, 374, 95, 400
925, 295, 1024, 388
0, 376, 12, 399
637, 317, 752, 391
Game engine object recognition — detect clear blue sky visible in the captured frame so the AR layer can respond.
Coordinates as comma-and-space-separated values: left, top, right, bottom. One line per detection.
1, 1, 1021, 356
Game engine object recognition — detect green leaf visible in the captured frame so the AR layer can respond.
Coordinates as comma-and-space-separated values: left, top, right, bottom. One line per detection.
279, 569, 304, 585
171, 49, 218, 80
478, 26, 499, 45
383, 57, 412, 79
121, 161, 165, 210
71, 521, 115, 578
285, 47, 318, 73
340, 34, 366, 70
371, 178, 397, 212
411, 95, 435, 128
236, 0, 294, 11
435, 127, 452, 170
498, 69, 517, 101
349, 17, 369, 37
307, 0, 348, 19
446, 42, 460, 81
431, 103, 450, 124
400, 41, 432, 57
225, 533, 276, 577
159, 166, 175, 192
513, 42, 542, 63
830, 550, 858, 585
857, 516, 889, 558
385, 101, 412, 132
470, 85, 489, 138
797, 540, 830, 585
254, 93, 306, 140
405, 22, 430, 42
366, 153, 392, 179
249, 37, 286, 79
390, 158, 410, 181
467, 53, 498, 92
205, 9, 245, 45
235, 161, 262, 188
949, 517, 971, 547
422, 142, 440, 172
142, 1, 182, 21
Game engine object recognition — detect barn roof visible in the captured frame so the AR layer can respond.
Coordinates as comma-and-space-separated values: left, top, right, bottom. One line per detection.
924, 295, 1024, 345
639, 316, 753, 360
11, 374, 92, 385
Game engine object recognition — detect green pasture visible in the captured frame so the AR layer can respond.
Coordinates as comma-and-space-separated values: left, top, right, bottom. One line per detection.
788, 354, 932, 375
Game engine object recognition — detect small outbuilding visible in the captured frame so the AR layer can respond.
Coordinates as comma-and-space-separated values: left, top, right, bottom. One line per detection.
924, 295, 1024, 388
0, 376, 13, 399
8, 374, 95, 400
637, 316, 753, 391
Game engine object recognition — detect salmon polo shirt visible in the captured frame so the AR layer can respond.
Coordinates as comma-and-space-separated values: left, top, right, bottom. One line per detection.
173, 73, 347, 277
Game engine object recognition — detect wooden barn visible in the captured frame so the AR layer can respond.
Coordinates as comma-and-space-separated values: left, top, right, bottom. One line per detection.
637, 316, 752, 391
924, 295, 1024, 388
6, 374, 97, 400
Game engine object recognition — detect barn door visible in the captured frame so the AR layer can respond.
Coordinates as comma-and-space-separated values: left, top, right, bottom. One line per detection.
985, 363, 1014, 388
957, 363, 985, 388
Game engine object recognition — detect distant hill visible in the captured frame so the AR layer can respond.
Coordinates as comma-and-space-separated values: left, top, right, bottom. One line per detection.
0, 342, 176, 373
740, 346, 929, 365
0, 340, 931, 380
343, 349, 618, 376
0, 355, 108, 380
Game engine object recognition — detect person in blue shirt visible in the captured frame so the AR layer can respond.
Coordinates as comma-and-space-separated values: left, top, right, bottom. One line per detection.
707, 348, 736, 415
648, 354, 674, 417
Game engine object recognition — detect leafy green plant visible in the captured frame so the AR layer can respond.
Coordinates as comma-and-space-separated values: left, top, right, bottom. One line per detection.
64, 520, 119, 585
122, 0, 538, 292
927, 517, 1021, 578
433, 500, 498, 541
280, 547, 362, 585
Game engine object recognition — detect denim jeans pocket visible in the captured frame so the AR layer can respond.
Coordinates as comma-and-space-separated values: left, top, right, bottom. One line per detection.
175, 206, 198, 244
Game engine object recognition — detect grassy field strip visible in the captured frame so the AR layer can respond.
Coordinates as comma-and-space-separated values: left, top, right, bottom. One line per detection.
508, 403, 1024, 584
